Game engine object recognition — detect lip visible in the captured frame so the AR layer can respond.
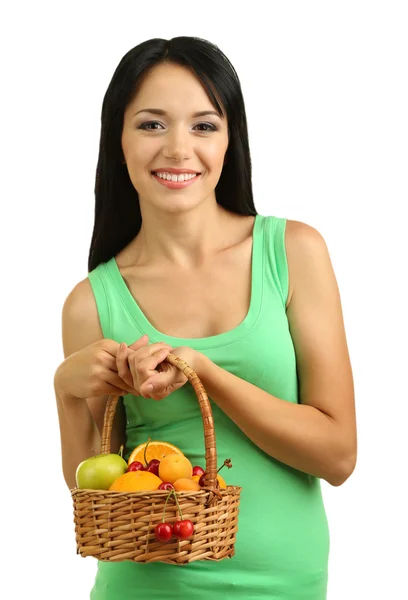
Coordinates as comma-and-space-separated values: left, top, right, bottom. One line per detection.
151, 168, 201, 174
152, 172, 201, 189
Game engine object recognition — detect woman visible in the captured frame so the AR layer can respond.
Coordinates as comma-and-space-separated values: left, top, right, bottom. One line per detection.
54, 36, 357, 600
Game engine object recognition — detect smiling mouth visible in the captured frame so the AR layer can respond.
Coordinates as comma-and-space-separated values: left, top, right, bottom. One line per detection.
151, 172, 202, 189
151, 171, 201, 180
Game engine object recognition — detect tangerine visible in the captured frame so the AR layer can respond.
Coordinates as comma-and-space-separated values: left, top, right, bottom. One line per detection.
173, 478, 201, 491
109, 470, 162, 492
159, 454, 193, 484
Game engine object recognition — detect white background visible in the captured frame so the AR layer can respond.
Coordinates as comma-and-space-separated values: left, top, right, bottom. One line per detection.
1, 1, 407, 598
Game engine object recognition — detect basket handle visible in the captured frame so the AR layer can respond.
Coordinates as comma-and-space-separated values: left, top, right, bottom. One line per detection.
100, 352, 218, 490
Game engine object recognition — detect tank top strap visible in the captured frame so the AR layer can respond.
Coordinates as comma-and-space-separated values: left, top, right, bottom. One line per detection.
262, 215, 289, 309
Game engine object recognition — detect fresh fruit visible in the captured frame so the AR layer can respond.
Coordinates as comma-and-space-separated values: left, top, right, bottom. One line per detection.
198, 459, 232, 489
217, 474, 227, 489
159, 454, 193, 484
198, 473, 227, 489
192, 465, 205, 477
158, 490, 194, 542
155, 522, 173, 542
173, 519, 194, 540
173, 478, 201, 492
145, 459, 160, 476
128, 440, 183, 466
76, 453, 128, 490
191, 475, 201, 483
127, 461, 144, 472
109, 470, 162, 492
158, 482, 175, 491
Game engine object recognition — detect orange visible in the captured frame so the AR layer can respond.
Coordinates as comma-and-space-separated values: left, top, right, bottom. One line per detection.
128, 440, 184, 466
191, 475, 201, 483
159, 454, 193, 484
217, 474, 227, 489
173, 478, 201, 492
109, 470, 162, 492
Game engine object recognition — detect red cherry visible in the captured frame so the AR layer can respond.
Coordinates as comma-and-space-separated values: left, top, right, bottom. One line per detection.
155, 522, 173, 542
172, 520, 182, 538
173, 519, 194, 540
198, 473, 207, 487
145, 459, 160, 476
158, 482, 175, 491
192, 465, 205, 477
127, 461, 144, 472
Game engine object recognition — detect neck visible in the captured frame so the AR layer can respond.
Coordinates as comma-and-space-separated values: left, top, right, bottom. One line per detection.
132, 201, 234, 269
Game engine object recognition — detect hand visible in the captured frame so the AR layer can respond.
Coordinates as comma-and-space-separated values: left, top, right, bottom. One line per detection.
116, 336, 174, 398
54, 335, 152, 400
125, 345, 199, 401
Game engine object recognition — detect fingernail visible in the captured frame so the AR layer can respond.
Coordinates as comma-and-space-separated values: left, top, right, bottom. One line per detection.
120, 342, 126, 351
145, 384, 154, 392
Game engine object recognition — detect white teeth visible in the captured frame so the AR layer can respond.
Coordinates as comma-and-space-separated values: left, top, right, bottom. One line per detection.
154, 172, 198, 182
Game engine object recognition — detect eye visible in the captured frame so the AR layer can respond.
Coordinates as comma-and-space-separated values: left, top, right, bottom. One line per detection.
138, 121, 217, 132
139, 121, 164, 131
195, 123, 217, 132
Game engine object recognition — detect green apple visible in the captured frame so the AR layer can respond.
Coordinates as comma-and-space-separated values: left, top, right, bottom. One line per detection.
75, 453, 128, 490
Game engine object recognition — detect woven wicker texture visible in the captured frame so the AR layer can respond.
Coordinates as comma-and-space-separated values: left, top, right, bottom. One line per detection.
71, 352, 242, 564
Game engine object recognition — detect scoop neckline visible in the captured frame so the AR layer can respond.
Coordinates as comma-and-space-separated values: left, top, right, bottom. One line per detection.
107, 213, 264, 350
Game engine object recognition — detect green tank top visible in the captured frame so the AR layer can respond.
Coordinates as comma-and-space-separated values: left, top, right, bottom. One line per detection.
87, 214, 329, 599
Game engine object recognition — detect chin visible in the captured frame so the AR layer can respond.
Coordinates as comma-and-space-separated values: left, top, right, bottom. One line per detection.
154, 195, 206, 214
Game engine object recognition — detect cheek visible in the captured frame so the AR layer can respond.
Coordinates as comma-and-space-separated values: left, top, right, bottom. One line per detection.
202, 143, 227, 168
205, 134, 229, 163
122, 131, 158, 164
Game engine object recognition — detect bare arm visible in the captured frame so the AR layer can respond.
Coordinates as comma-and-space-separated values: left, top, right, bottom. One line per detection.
54, 278, 126, 489
195, 220, 357, 486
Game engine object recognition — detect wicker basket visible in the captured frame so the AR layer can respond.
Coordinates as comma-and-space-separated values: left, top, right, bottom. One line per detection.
71, 352, 242, 564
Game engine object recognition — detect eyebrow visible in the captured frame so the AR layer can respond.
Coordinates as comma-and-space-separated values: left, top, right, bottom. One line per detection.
133, 108, 223, 119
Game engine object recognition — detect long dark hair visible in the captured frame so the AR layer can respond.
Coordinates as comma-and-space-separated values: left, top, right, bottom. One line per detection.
88, 36, 257, 272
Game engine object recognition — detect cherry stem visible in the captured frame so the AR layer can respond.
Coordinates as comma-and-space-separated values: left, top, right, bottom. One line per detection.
162, 490, 174, 523
171, 491, 184, 520
143, 437, 151, 467
217, 458, 232, 473
118, 445, 124, 458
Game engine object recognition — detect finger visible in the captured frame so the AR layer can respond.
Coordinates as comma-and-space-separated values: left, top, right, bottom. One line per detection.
104, 342, 170, 371
149, 389, 170, 401
116, 343, 134, 388
129, 342, 173, 364
104, 386, 129, 396
105, 370, 136, 395
114, 338, 166, 391
99, 338, 128, 358
130, 348, 171, 396
136, 348, 172, 377
128, 334, 149, 352
140, 370, 173, 395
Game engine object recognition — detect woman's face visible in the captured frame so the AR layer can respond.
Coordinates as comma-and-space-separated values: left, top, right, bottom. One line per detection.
121, 63, 229, 214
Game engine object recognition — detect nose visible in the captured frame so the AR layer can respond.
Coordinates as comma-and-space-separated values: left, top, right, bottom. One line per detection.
162, 125, 193, 162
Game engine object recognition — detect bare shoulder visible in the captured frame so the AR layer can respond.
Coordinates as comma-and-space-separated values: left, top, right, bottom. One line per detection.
61, 277, 103, 358
283, 218, 356, 477
284, 219, 330, 309
285, 218, 326, 248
